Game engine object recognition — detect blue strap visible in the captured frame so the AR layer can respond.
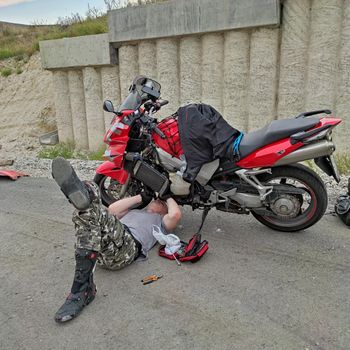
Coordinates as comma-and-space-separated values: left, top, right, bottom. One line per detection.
232, 132, 244, 157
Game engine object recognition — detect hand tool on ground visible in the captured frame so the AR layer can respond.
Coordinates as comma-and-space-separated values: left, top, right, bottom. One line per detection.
141, 275, 163, 285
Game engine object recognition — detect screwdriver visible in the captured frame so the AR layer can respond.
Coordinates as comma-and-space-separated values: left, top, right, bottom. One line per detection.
141, 275, 163, 285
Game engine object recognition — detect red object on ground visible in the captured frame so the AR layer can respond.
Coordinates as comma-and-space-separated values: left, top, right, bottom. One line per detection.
0, 170, 28, 180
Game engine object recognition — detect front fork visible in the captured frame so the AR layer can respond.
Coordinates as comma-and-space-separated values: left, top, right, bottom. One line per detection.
119, 175, 131, 198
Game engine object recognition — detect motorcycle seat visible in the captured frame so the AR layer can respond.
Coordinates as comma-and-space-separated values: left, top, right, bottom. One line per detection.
239, 117, 320, 159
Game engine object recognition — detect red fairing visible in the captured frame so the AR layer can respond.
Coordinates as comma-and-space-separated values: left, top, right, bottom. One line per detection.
237, 138, 303, 168
104, 112, 132, 144
153, 116, 184, 158
317, 116, 342, 127
102, 111, 133, 169
95, 161, 129, 184
237, 116, 342, 169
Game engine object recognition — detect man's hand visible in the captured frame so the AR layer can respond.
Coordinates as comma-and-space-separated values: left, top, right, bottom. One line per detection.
158, 192, 172, 201
108, 194, 143, 219
140, 189, 153, 205
162, 197, 182, 232
158, 185, 172, 201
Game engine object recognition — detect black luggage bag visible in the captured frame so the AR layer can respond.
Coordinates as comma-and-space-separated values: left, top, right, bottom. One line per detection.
335, 178, 350, 227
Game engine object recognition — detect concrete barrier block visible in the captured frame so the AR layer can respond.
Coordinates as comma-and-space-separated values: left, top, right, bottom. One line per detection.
335, 0, 350, 153
278, 0, 311, 119
138, 41, 157, 80
118, 45, 139, 100
52, 71, 74, 143
201, 33, 224, 113
156, 39, 179, 117
223, 30, 250, 131
305, 0, 343, 111
109, 0, 280, 44
248, 28, 279, 131
83, 67, 106, 151
68, 70, 89, 150
40, 34, 117, 70
101, 66, 121, 130
179, 36, 202, 106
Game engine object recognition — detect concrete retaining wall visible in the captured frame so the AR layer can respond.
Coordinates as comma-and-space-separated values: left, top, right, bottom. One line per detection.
40, 0, 350, 154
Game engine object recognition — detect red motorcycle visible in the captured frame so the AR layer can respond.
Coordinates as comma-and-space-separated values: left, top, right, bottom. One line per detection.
94, 76, 341, 232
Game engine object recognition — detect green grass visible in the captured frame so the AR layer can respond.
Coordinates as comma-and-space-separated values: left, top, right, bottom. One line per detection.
304, 154, 350, 176
38, 142, 106, 160
85, 147, 106, 161
39, 142, 76, 159
335, 154, 350, 175
0, 67, 13, 77
0, 17, 108, 61
0, 0, 167, 61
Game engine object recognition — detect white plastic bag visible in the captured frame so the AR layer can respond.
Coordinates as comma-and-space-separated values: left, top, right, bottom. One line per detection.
152, 225, 181, 255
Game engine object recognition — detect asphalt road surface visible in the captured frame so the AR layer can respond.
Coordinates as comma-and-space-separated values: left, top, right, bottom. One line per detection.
0, 177, 349, 350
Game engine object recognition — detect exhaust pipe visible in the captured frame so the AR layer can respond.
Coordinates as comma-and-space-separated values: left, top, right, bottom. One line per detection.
274, 140, 335, 166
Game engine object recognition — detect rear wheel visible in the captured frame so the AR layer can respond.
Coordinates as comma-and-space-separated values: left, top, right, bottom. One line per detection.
252, 164, 328, 232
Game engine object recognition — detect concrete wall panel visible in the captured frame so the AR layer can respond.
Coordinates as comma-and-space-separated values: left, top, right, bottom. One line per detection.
52, 71, 74, 143
248, 28, 279, 130
43, 1, 350, 154
101, 66, 121, 130
40, 34, 116, 69
305, 0, 343, 111
82, 67, 105, 151
179, 36, 202, 106
223, 30, 250, 131
118, 45, 139, 100
278, 0, 311, 118
67, 70, 89, 149
201, 33, 224, 113
138, 41, 157, 79
109, 0, 280, 44
156, 39, 179, 116
335, 0, 350, 152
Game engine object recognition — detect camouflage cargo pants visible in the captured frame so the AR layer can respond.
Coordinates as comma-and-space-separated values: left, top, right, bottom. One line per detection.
72, 182, 139, 270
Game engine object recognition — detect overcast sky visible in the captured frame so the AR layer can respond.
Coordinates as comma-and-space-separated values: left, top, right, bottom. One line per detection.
0, 0, 127, 24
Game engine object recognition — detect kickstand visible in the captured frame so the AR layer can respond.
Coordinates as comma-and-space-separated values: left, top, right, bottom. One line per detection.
196, 207, 210, 234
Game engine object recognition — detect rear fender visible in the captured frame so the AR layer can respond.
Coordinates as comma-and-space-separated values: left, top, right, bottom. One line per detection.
95, 161, 129, 184
314, 156, 341, 183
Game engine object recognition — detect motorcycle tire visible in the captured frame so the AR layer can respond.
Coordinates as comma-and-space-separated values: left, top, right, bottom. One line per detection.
93, 173, 150, 209
252, 163, 328, 232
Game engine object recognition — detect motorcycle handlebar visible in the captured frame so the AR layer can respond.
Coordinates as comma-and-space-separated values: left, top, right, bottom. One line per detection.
158, 99, 169, 107
153, 126, 166, 139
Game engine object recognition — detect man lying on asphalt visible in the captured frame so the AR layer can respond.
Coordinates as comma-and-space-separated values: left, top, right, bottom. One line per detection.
51, 157, 182, 323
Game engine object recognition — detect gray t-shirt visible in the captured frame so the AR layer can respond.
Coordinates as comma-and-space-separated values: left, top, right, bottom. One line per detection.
120, 209, 169, 254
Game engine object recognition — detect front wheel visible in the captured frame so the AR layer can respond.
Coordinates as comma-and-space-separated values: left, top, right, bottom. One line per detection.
252, 164, 328, 232
93, 174, 143, 207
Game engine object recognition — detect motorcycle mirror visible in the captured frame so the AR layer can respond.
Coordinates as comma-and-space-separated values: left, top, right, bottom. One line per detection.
103, 100, 115, 113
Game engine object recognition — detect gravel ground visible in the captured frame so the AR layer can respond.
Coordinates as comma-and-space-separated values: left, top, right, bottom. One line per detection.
1, 156, 103, 181
1, 156, 348, 214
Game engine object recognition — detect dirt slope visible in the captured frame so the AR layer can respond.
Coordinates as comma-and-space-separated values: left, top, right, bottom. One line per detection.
0, 53, 55, 158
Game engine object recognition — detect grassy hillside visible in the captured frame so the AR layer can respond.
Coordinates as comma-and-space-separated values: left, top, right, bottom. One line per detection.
0, 18, 108, 61
0, 0, 166, 63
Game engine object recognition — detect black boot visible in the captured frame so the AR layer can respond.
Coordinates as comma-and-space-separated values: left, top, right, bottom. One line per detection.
52, 157, 93, 210
55, 249, 97, 323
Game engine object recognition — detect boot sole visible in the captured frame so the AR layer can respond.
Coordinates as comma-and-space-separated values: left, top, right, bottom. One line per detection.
55, 293, 96, 324
52, 157, 90, 210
